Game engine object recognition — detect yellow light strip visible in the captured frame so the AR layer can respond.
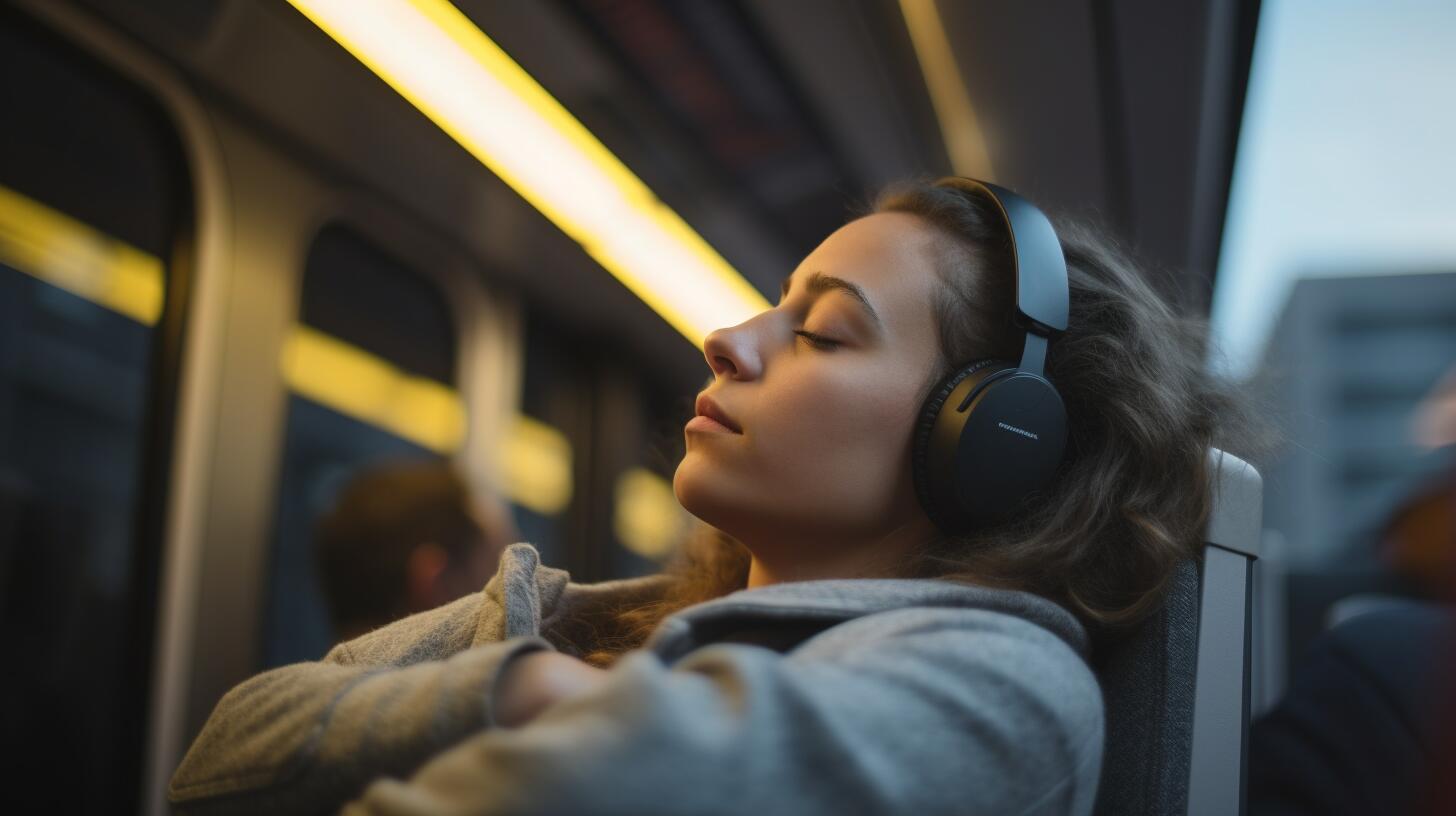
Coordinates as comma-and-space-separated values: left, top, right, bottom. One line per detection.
281, 328, 574, 514
285, 0, 770, 346
281, 324, 468, 453
0, 184, 165, 325
614, 467, 687, 560
898, 0, 995, 179
502, 414, 573, 516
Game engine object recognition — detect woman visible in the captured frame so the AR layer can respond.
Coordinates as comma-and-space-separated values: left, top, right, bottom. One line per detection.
170, 178, 1255, 815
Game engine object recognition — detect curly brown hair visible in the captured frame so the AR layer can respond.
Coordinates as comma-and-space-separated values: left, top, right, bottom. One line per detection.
580, 177, 1270, 668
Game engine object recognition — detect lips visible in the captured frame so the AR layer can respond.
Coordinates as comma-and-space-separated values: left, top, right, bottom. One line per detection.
694, 393, 742, 433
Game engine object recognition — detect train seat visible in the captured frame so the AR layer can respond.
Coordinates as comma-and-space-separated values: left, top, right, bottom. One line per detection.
1092, 449, 1263, 816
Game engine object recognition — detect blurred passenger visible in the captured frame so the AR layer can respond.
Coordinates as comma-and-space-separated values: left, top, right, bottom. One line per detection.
1247, 603, 1455, 816
173, 178, 1266, 816
314, 459, 515, 641
1386, 362, 1456, 599
1412, 362, 1456, 452
1380, 449, 1456, 602
1248, 366, 1456, 816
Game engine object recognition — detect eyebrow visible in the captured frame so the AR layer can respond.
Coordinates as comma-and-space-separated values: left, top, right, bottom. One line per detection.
779, 271, 883, 329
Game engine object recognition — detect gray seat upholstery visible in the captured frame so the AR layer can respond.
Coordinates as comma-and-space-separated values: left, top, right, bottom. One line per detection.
1092, 450, 1263, 816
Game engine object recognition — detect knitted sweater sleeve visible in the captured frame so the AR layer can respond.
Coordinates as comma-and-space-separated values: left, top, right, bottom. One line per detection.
342, 606, 1106, 816
167, 544, 566, 816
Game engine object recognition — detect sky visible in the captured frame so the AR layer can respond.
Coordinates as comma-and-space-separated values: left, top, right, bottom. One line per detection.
1209, 0, 1456, 378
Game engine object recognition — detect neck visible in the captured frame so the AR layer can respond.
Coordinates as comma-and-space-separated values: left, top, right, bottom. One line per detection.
743, 518, 935, 589
747, 551, 887, 588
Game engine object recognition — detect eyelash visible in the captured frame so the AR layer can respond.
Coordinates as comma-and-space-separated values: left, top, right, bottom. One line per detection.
794, 330, 841, 350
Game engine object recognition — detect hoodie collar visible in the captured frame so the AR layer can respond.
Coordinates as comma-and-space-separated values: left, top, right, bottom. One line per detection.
643, 576, 1088, 661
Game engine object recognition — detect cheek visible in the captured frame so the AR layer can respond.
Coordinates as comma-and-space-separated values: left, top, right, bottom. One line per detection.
750, 361, 919, 486
673, 353, 932, 531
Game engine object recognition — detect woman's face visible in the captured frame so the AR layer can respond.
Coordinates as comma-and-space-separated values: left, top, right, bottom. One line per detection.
673, 212, 947, 556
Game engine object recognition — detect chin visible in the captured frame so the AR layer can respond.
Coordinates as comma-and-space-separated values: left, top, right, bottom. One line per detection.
672, 455, 715, 522
673, 454, 748, 532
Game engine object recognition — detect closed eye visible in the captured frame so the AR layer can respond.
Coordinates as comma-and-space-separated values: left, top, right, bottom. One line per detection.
794, 330, 841, 350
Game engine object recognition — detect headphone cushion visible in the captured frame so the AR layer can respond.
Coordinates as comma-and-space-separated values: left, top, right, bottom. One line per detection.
911, 359, 1013, 530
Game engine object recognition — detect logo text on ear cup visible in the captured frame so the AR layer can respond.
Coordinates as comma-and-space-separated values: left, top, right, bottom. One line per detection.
997, 421, 1039, 440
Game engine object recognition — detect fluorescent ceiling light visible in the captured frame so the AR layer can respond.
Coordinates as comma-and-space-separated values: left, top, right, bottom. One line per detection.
281, 326, 574, 514
286, 0, 770, 345
898, 0, 994, 179
0, 184, 165, 325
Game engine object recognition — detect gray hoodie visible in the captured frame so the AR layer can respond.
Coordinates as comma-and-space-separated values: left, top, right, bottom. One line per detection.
170, 543, 1103, 815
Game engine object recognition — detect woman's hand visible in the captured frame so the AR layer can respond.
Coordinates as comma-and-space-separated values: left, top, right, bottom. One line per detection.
494, 651, 611, 729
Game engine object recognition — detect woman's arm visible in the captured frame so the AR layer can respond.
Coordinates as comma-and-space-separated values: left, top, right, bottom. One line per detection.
168, 637, 556, 816
169, 543, 572, 815
341, 607, 1106, 816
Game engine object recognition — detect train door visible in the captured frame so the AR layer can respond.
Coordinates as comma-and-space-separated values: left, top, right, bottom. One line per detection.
0, 8, 192, 811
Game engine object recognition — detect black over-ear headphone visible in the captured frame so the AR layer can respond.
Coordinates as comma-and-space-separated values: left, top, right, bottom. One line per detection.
910, 178, 1070, 535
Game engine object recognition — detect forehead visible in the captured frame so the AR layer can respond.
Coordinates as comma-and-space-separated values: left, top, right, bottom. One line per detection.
787, 212, 943, 326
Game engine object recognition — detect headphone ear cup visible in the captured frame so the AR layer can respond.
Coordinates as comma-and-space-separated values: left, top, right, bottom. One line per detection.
911, 359, 1013, 532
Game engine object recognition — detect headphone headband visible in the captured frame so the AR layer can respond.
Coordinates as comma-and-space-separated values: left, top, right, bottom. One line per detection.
948, 178, 1068, 378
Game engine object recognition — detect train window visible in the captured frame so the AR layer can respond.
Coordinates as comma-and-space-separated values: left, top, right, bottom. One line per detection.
516, 305, 695, 581
263, 224, 463, 667
0, 8, 190, 813
610, 379, 695, 578
513, 310, 584, 569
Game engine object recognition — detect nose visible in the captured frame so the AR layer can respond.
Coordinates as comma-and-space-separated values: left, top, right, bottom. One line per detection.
702, 318, 765, 381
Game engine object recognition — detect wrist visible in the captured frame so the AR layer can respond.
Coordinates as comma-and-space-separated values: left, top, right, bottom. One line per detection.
494, 650, 558, 729
493, 651, 612, 729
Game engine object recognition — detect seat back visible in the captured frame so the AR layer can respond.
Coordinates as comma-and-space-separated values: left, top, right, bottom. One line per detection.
1092, 449, 1263, 816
